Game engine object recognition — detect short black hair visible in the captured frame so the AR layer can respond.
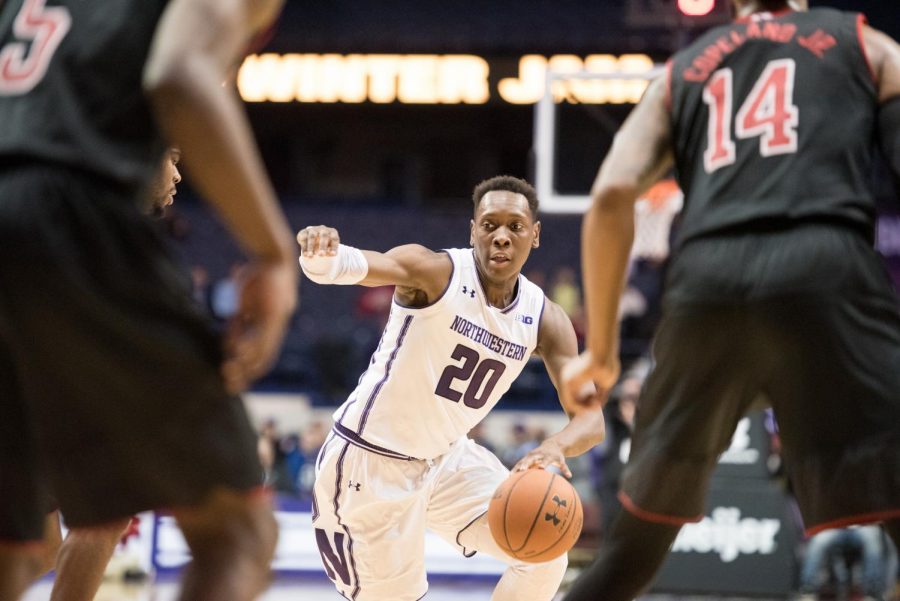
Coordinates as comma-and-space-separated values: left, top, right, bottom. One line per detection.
472, 175, 539, 217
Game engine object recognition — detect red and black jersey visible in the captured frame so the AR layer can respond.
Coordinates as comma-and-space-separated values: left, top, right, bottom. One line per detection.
0, 0, 170, 191
668, 8, 878, 246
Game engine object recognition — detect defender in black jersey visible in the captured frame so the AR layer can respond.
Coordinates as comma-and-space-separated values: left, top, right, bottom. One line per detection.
0, 1, 297, 600
33, 149, 182, 601
561, 1, 900, 600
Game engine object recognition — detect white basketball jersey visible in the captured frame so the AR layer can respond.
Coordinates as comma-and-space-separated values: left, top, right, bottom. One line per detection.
332, 248, 546, 460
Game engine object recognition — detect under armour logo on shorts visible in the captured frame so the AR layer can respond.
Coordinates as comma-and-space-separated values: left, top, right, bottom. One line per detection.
348, 480, 361, 491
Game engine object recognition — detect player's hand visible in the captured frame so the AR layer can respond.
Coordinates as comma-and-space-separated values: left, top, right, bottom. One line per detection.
512, 440, 572, 478
297, 225, 340, 258
222, 258, 298, 393
561, 350, 620, 408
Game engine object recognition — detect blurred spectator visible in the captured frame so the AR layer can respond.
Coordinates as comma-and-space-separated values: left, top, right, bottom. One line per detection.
190, 265, 211, 309
211, 262, 241, 320
355, 285, 394, 329
525, 268, 547, 291
618, 285, 648, 322
298, 420, 329, 497
798, 525, 898, 601
258, 418, 280, 487
549, 266, 582, 320
468, 422, 496, 454
590, 361, 645, 536
549, 266, 585, 342
619, 259, 665, 361
161, 206, 191, 241
499, 422, 541, 469
301, 420, 329, 459
275, 433, 305, 496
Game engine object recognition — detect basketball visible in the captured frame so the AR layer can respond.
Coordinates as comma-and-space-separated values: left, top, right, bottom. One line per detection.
487, 468, 583, 563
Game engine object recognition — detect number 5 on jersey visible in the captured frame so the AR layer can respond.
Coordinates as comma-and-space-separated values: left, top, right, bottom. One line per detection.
0, 0, 71, 95
703, 58, 799, 173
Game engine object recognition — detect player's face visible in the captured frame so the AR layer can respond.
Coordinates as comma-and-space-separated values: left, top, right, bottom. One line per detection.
470, 191, 540, 282
147, 148, 181, 217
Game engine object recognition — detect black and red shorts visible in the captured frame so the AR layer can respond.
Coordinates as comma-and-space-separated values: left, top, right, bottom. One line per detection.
0, 164, 263, 542
621, 223, 900, 534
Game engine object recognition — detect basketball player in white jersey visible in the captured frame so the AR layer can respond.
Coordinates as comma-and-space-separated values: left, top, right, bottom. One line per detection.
298, 175, 606, 601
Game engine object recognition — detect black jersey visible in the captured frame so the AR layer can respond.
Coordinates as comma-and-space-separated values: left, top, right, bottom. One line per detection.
0, 0, 169, 190
668, 8, 877, 246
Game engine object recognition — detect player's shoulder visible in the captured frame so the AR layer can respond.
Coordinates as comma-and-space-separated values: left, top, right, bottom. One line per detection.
538, 297, 567, 326
534, 297, 576, 354
389, 243, 451, 265
803, 6, 854, 20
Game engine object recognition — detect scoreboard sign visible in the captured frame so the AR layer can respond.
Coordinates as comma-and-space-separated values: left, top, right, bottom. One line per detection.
237, 53, 655, 105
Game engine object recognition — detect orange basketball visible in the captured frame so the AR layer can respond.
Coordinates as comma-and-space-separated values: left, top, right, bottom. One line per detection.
487, 468, 583, 563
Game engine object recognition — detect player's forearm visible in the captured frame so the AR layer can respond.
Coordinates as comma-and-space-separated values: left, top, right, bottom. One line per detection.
146, 63, 294, 263
545, 406, 606, 457
582, 188, 636, 365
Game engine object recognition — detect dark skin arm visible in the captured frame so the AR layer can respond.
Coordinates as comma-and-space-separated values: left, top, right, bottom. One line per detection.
297, 225, 453, 307
862, 25, 900, 103
142, 0, 297, 392
561, 77, 674, 407
864, 25, 900, 190
513, 300, 605, 478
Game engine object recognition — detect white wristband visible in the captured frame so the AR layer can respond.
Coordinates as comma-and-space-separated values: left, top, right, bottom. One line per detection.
300, 244, 368, 285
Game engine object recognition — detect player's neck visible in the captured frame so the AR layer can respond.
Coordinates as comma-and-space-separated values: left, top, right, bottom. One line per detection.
734, 0, 805, 18
475, 265, 520, 309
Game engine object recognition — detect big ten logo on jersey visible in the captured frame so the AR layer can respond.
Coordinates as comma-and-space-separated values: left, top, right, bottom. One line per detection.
314, 528, 353, 586
0, 0, 72, 95
515, 313, 534, 324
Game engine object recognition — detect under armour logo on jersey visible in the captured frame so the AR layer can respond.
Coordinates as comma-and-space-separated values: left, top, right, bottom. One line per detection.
348, 480, 361, 491
461, 286, 476, 298
544, 495, 567, 526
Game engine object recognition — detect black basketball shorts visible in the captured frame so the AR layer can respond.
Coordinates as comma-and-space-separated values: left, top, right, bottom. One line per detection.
0, 164, 263, 542
619, 223, 900, 534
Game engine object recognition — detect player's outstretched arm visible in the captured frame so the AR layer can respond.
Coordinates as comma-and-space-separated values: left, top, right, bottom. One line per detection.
562, 77, 673, 408
143, 0, 293, 264
297, 225, 453, 300
512, 301, 605, 478
143, 0, 297, 393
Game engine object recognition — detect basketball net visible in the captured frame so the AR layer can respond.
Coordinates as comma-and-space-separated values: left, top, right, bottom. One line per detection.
532, 67, 680, 263
631, 179, 682, 262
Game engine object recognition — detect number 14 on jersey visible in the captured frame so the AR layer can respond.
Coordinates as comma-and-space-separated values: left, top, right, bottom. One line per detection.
703, 58, 799, 173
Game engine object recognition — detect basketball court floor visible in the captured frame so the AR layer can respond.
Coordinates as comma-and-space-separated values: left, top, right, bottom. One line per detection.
20, 571, 779, 601
22, 575, 506, 600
